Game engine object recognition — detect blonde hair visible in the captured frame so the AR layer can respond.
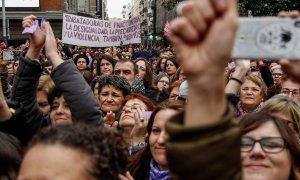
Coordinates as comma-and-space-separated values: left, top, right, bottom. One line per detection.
260, 94, 300, 133
37, 75, 55, 96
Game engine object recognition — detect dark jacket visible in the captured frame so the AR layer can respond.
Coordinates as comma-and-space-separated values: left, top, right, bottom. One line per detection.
166, 106, 241, 180
0, 54, 102, 145
0, 71, 11, 99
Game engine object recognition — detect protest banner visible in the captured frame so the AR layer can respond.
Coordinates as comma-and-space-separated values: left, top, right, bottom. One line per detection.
62, 13, 141, 47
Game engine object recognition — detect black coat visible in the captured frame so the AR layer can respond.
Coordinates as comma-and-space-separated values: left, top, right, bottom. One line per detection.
0, 54, 103, 145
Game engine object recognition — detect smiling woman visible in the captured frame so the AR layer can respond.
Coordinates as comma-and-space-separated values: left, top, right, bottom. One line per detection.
127, 100, 184, 179
239, 112, 300, 180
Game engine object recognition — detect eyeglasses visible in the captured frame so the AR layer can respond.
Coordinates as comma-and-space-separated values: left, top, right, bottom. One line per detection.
241, 136, 286, 153
281, 88, 300, 97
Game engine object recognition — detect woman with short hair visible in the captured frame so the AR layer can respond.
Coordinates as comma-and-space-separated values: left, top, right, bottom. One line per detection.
235, 75, 267, 117
97, 75, 131, 125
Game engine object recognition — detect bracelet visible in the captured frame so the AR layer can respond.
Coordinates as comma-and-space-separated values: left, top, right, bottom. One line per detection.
230, 77, 243, 85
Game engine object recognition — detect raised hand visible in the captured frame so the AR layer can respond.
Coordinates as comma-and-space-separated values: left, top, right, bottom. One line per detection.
278, 11, 300, 83
22, 15, 46, 60
168, 0, 239, 127
43, 21, 64, 68
104, 111, 116, 126
169, 0, 238, 84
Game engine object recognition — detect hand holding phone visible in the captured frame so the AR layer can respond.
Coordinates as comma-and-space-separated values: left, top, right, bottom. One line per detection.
232, 17, 300, 60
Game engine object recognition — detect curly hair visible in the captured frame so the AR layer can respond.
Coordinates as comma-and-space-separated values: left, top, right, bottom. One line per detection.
27, 123, 130, 179
98, 75, 131, 97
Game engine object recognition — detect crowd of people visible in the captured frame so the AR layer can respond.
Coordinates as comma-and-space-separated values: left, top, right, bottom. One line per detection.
1, 0, 300, 179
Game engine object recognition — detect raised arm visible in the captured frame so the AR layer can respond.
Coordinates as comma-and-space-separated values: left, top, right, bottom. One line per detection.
169, 0, 238, 127
165, 0, 241, 179
0, 80, 12, 122
278, 11, 300, 82
43, 21, 103, 124
225, 59, 250, 94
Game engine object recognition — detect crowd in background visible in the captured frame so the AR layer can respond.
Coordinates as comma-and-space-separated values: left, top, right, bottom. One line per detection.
1, 2, 300, 179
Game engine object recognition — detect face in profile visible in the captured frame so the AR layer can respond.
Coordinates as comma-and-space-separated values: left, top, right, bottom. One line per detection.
18, 144, 92, 180
149, 108, 177, 170
241, 121, 291, 180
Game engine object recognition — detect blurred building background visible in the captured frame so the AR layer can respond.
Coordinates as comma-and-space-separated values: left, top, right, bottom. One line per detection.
0, 0, 178, 47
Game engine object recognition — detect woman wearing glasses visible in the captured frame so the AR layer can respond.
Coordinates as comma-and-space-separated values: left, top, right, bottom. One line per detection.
163, 0, 300, 178
240, 112, 300, 179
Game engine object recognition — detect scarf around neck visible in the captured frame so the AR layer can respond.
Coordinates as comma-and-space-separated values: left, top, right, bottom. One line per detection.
149, 159, 169, 180
235, 101, 263, 117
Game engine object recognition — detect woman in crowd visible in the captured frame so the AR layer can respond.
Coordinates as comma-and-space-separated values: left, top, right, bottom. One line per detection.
90, 76, 101, 103
172, 66, 187, 83
0, 15, 102, 145
156, 56, 167, 74
169, 81, 182, 100
37, 75, 55, 114
260, 94, 300, 140
134, 57, 153, 89
164, 0, 300, 178
149, 57, 160, 76
118, 93, 155, 150
96, 54, 116, 76
91, 56, 100, 77
18, 123, 130, 179
164, 57, 179, 82
124, 100, 184, 179
267, 65, 284, 98
154, 73, 170, 92
239, 112, 300, 179
74, 54, 90, 72
235, 75, 267, 117
74, 54, 93, 84
97, 75, 131, 125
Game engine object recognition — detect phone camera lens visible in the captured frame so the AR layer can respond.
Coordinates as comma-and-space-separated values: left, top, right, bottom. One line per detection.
294, 21, 300, 28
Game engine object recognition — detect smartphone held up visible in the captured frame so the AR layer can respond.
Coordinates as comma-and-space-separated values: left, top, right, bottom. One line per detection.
232, 17, 300, 60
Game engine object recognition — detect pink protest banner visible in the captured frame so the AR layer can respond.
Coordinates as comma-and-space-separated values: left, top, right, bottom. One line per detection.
62, 13, 141, 47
